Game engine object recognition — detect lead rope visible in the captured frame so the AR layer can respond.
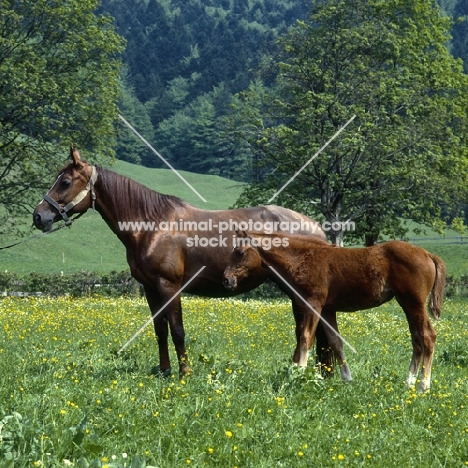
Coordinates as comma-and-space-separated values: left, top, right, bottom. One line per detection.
0, 215, 85, 251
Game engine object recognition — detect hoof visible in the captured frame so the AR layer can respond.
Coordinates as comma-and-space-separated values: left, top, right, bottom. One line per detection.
417, 382, 431, 394
150, 365, 172, 378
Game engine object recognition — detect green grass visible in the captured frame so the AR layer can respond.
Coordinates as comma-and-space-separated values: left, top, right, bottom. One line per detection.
417, 243, 468, 278
0, 161, 245, 274
0, 296, 467, 467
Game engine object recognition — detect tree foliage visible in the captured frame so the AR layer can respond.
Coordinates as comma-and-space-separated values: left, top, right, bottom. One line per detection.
232, 0, 468, 245
101, 0, 309, 176
0, 0, 124, 230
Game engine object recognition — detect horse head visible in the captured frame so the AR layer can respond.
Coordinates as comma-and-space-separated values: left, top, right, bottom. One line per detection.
223, 231, 262, 290
33, 147, 97, 232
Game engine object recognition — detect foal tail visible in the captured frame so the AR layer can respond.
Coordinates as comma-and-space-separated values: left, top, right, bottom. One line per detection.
428, 253, 446, 321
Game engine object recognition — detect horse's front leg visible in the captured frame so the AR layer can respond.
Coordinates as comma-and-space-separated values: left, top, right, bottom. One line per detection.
144, 286, 171, 373
157, 278, 191, 376
292, 301, 322, 368
315, 319, 335, 376
166, 294, 191, 375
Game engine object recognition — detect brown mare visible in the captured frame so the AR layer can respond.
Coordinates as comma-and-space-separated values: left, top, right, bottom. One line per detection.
223, 231, 446, 392
32, 148, 326, 375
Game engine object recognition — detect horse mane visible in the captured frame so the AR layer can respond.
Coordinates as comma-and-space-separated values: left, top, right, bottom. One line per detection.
97, 166, 187, 220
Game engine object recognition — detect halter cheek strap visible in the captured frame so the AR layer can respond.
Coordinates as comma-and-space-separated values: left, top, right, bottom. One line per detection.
43, 166, 98, 226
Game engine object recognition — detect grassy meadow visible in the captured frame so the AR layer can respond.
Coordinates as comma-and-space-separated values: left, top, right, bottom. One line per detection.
1, 160, 468, 467
0, 296, 467, 467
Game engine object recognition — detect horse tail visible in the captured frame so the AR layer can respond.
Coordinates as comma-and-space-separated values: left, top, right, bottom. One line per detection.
428, 253, 446, 321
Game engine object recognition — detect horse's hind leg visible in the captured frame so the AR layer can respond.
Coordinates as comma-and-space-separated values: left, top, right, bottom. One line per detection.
320, 309, 352, 382
399, 299, 437, 392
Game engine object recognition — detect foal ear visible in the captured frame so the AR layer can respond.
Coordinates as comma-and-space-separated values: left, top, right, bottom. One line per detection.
70, 147, 83, 167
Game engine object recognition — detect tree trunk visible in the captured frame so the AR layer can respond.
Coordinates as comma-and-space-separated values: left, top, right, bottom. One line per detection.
365, 233, 378, 246
330, 230, 344, 246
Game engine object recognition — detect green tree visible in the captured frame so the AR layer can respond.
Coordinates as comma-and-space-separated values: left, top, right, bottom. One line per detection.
233, 0, 468, 245
116, 82, 155, 165
0, 0, 124, 231
452, 0, 468, 72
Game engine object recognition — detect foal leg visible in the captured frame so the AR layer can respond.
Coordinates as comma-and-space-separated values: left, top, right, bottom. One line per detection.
291, 301, 322, 368
321, 309, 352, 382
399, 299, 437, 392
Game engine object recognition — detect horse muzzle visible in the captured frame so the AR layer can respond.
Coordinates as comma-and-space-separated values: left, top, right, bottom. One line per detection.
33, 204, 58, 232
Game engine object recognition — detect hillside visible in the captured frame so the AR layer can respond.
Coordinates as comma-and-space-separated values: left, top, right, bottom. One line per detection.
0, 160, 245, 274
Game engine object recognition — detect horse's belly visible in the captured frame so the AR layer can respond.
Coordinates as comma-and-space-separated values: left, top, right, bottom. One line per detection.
330, 284, 394, 312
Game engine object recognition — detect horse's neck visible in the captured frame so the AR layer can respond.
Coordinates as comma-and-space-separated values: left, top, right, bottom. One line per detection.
92, 170, 124, 238
259, 236, 317, 271
93, 168, 158, 241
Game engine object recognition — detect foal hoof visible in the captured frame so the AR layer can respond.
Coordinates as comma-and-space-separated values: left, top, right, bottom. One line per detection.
417, 383, 430, 394
150, 365, 172, 378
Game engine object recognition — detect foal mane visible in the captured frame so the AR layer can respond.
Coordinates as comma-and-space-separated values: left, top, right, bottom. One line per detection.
97, 166, 187, 220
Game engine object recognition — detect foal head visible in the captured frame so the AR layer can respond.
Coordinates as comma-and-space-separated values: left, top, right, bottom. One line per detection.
33, 148, 96, 232
223, 237, 262, 291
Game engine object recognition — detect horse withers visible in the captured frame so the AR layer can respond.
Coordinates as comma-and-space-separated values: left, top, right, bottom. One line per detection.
223, 231, 446, 392
32, 148, 327, 375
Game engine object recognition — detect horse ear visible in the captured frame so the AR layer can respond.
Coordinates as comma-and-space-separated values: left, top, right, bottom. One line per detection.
70, 147, 82, 166
235, 230, 249, 238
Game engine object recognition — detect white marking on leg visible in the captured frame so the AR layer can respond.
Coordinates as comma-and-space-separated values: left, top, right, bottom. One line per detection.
418, 377, 431, 393
298, 347, 309, 367
418, 367, 432, 393
406, 373, 417, 387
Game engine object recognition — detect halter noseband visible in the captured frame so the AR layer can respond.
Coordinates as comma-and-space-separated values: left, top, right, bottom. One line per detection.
43, 166, 98, 226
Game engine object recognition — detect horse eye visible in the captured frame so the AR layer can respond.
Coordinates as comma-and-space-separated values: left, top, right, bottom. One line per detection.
237, 249, 245, 257
60, 178, 72, 188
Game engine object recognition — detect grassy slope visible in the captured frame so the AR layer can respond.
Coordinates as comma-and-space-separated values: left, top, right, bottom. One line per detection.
0, 161, 245, 274
399, 220, 468, 277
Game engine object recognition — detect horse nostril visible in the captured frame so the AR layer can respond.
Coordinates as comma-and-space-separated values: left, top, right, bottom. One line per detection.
34, 212, 42, 226
223, 277, 229, 286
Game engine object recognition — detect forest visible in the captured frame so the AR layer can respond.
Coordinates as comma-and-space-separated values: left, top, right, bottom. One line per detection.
100, 0, 468, 182
100, 0, 321, 178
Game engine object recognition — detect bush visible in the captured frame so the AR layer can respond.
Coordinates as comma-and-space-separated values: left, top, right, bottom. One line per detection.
0, 271, 463, 299
0, 270, 142, 298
